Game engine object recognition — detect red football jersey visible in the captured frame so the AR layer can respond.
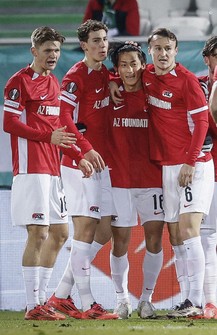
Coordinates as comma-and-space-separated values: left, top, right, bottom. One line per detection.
199, 75, 217, 181
106, 87, 162, 188
60, 61, 110, 168
144, 63, 211, 166
4, 66, 62, 176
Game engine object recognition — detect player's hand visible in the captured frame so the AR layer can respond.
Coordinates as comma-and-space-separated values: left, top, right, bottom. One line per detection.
84, 149, 105, 172
178, 164, 195, 187
109, 81, 124, 105
51, 126, 77, 147
78, 159, 94, 178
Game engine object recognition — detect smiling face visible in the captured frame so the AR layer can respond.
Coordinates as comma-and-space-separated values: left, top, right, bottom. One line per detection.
117, 51, 145, 92
31, 40, 61, 75
148, 35, 178, 75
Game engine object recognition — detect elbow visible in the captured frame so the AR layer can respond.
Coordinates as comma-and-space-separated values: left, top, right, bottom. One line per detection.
3, 120, 10, 133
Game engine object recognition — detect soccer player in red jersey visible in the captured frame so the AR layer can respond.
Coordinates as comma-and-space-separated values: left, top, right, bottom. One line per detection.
107, 42, 164, 319
3, 26, 93, 321
144, 28, 214, 318
47, 20, 118, 320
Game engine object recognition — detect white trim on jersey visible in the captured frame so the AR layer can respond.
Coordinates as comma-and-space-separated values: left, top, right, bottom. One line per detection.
61, 94, 77, 107
3, 106, 21, 115
190, 105, 208, 115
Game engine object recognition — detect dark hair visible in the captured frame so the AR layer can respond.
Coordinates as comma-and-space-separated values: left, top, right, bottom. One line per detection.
109, 42, 147, 67
77, 19, 108, 42
202, 36, 217, 57
148, 28, 178, 47
31, 26, 65, 47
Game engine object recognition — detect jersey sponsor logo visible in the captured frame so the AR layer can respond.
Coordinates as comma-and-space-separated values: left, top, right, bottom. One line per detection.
90, 206, 100, 213
184, 204, 191, 208
61, 214, 67, 218
32, 213, 44, 220
8, 88, 20, 100
66, 82, 77, 93
113, 117, 148, 128
93, 96, 109, 109
37, 106, 60, 116
95, 88, 103, 93
148, 95, 171, 110
122, 118, 148, 128
40, 94, 48, 100
162, 90, 173, 98
113, 105, 125, 110
145, 82, 152, 86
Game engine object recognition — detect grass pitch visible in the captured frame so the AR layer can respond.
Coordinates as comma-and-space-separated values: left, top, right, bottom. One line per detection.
1, 310, 217, 335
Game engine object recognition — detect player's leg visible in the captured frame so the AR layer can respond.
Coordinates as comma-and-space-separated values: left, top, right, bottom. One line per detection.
138, 220, 164, 318
201, 228, 217, 318
11, 174, 65, 320
39, 176, 69, 305
110, 188, 136, 319
167, 222, 189, 304
200, 182, 217, 318
137, 188, 164, 319
39, 223, 69, 304
169, 160, 214, 318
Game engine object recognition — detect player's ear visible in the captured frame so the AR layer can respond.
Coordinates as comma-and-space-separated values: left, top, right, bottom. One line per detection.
203, 55, 209, 66
31, 46, 37, 57
80, 41, 87, 51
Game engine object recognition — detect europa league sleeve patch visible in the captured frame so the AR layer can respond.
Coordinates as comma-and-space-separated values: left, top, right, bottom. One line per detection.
66, 82, 77, 94
8, 88, 20, 100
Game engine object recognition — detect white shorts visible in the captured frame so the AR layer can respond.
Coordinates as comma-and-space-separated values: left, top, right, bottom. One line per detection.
163, 160, 214, 223
61, 165, 114, 219
11, 174, 68, 226
201, 182, 217, 232
111, 188, 164, 228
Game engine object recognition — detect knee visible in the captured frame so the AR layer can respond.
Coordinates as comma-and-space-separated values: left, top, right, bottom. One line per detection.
146, 237, 162, 253
56, 229, 69, 245
50, 226, 69, 247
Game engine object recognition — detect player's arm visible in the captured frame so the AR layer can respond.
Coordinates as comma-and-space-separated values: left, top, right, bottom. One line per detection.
3, 110, 76, 148
109, 74, 123, 105
3, 77, 76, 147
60, 79, 105, 171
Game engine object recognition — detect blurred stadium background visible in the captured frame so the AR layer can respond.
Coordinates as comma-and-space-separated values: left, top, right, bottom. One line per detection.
0, 0, 216, 312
